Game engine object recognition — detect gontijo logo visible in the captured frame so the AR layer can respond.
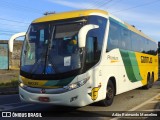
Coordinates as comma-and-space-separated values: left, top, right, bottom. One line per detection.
141, 56, 152, 63
28, 81, 38, 85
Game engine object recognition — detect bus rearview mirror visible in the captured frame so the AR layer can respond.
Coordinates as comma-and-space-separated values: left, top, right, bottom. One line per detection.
9, 32, 26, 53
78, 24, 99, 48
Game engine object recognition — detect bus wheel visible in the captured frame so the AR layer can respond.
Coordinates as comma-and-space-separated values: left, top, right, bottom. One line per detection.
144, 73, 151, 89
150, 73, 154, 88
100, 81, 115, 106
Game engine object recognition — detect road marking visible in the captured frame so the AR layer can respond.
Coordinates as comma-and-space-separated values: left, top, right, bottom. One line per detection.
4, 104, 34, 111
110, 93, 160, 120
128, 93, 160, 111
155, 96, 160, 100
0, 102, 21, 106
0, 94, 19, 98
0, 106, 13, 111
149, 101, 159, 103
142, 109, 160, 111
0, 104, 33, 111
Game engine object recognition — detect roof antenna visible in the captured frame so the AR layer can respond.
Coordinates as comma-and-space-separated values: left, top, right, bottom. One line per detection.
132, 25, 135, 28
44, 11, 56, 15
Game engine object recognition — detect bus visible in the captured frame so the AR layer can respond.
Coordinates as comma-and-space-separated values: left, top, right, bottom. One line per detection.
18, 9, 158, 107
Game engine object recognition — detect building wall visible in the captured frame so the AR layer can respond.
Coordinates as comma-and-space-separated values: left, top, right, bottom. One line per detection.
11, 41, 23, 69
0, 40, 23, 69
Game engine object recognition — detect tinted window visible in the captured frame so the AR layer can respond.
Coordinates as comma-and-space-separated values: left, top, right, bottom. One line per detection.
107, 18, 157, 55
86, 37, 97, 63
120, 28, 131, 50
107, 20, 121, 51
147, 40, 157, 55
84, 16, 107, 70
131, 32, 139, 51
88, 16, 107, 53
107, 20, 132, 51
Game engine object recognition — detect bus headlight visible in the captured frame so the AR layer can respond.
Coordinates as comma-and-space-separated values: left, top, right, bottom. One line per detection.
19, 81, 27, 88
19, 76, 27, 88
64, 76, 90, 91
20, 82, 24, 88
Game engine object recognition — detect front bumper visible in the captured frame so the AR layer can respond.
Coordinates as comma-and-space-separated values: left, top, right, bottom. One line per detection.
19, 84, 93, 107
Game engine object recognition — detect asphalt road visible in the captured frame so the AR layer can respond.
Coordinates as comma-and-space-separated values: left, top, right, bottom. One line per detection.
0, 81, 160, 119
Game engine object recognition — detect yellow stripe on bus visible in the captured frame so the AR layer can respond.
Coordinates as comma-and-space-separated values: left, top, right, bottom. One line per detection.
33, 9, 108, 23
20, 76, 62, 88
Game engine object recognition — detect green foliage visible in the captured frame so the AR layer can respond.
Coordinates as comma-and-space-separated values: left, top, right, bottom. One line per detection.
0, 79, 18, 88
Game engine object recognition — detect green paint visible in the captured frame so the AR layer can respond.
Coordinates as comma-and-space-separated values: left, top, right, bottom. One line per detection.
120, 49, 137, 82
120, 49, 142, 82
128, 52, 142, 81
44, 76, 75, 86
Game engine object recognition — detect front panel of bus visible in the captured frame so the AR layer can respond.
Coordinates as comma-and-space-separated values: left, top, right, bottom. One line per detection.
19, 15, 108, 106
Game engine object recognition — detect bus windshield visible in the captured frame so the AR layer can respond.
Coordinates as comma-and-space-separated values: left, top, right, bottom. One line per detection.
21, 20, 84, 75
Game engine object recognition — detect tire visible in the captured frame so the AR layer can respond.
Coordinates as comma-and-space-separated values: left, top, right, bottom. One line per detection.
143, 73, 152, 89
99, 80, 115, 106
150, 73, 154, 88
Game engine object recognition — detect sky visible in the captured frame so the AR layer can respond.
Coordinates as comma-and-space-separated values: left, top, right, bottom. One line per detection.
0, 0, 159, 41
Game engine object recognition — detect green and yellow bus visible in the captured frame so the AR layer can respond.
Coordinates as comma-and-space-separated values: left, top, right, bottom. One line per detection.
18, 9, 158, 106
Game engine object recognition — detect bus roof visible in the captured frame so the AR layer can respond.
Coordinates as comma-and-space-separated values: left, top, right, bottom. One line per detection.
124, 22, 154, 42
32, 9, 155, 43
32, 9, 108, 23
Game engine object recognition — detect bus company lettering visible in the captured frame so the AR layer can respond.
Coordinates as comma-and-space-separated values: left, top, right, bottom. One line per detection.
28, 82, 38, 86
107, 55, 119, 63
141, 56, 152, 63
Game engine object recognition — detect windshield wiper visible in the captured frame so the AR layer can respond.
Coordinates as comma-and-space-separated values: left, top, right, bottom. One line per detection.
30, 50, 46, 74
44, 25, 59, 74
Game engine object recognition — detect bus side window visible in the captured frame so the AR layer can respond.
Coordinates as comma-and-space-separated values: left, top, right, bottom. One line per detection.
120, 28, 131, 50
86, 36, 98, 63
107, 21, 121, 52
